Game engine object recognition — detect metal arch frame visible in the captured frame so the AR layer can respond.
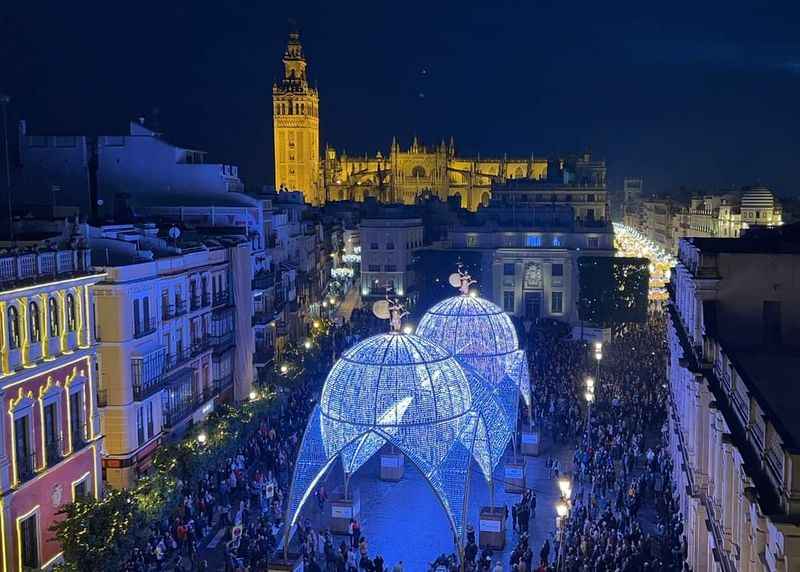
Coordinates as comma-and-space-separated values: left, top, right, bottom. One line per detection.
284, 405, 493, 558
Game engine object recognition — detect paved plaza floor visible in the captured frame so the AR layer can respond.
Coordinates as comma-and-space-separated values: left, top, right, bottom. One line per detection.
297, 439, 574, 570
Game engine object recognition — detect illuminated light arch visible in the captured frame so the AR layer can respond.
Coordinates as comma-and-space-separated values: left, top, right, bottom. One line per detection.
286, 332, 504, 550
417, 293, 532, 455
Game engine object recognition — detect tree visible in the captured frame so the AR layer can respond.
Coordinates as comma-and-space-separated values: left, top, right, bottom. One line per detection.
578, 256, 649, 329
52, 489, 150, 572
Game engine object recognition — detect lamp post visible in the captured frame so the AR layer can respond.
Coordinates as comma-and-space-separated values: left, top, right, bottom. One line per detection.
593, 341, 602, 384
584, 377, 595, 448
555, 475, 572, 571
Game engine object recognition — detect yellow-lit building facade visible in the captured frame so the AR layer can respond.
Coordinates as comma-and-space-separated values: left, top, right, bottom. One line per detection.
273, 32, 549, 209
0, 246, 104, 571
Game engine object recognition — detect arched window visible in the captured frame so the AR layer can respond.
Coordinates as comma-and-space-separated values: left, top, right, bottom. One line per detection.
7, 306, 20, 349
300, 103, 305, 114
288, 102, 293, 115
66, 294, 77, 332
48, 297, 60, 337
29, 302, 41, 343
411, 165, 426, 178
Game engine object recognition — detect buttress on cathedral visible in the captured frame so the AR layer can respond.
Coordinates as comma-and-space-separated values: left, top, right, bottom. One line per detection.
273, 30, 553, 210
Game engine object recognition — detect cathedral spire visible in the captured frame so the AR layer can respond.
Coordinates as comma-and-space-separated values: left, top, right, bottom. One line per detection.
281, 27, 308, 91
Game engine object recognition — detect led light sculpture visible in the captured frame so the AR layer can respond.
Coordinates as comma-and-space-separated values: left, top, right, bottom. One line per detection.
286, 299, 504, 547
416, 268, 531, 462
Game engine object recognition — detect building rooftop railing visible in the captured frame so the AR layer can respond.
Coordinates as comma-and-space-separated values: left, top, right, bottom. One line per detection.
0, 247, 94, 289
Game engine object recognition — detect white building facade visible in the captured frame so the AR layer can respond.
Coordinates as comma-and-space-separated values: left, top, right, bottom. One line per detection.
359, 216, 423, 299
666, 232, 800, 571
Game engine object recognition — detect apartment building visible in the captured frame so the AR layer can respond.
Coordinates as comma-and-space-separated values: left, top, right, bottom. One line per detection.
0, 244, 104, 570
666, 227, 800, 571
92, 224, 253, 488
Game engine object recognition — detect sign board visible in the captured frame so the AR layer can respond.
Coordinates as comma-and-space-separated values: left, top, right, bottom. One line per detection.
479, 519, 502, 533
521, 432, 538, 445
505, 466, 524, 480
331, 504, 353, 519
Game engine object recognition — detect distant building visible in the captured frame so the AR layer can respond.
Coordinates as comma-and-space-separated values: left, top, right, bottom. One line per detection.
90, 223, 253, 488
18, 119, 243, 218
440, 161, 613, 329
667, 226, 800, 571
0, 241, 104, 570
622, 177, 643, 228
359, 212, 423, 299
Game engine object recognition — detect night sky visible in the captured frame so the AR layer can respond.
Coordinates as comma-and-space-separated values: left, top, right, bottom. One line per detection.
3, 1, 799, 196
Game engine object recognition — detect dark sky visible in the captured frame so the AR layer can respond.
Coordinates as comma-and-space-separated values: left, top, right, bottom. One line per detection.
3, 0, 799, 196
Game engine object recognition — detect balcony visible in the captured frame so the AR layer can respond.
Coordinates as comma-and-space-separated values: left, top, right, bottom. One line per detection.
190, 295, 203, 312
162, 304, 175, 322
133, 316, 157, 339
131, 348, 168, 401
16, 451, 37, 484
213, 372, 234, 394
162, 397, 197, 429
174, 300, 188, 317
45, 437, 64, 467
210, 331, 234, 353
212, 290, 231, 308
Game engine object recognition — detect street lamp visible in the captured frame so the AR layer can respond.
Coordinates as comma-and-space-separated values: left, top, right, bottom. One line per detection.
555, 500, 569, 518
249, 390, 258, 401
197, 432, 207, 445
304, 339, 312, 350
280, 364, 289, 374
557, 476, 572, 500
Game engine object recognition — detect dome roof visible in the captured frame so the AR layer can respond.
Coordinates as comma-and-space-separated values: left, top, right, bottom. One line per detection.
416, 294, 519, 358
741, 186, 776, 209
320, 332, 472, 429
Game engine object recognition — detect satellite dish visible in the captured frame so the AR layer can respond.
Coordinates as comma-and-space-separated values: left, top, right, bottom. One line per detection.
372, 300, 391, 320
448, 273, 462, 288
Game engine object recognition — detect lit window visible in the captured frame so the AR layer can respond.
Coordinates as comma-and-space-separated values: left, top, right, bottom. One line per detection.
552, 236, 562, 247
551, 292, 563, 314
28, 302, 41, 343
48, 297, 60, 337
503, 291, 515, 312
526, 235, 541, 248
7, 306, 20, 349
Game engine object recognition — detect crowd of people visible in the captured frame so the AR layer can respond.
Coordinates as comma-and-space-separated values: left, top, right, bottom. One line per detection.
531, 311, 688, 572
120, 288, 687, 572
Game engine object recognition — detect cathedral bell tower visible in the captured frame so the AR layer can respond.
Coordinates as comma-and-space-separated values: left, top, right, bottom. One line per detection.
273, 29, 321, 204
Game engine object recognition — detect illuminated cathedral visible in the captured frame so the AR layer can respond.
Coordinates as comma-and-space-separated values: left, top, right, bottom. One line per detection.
273, 30, 550, 210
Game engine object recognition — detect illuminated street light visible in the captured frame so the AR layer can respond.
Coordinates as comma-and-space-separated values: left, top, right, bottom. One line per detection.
304, 340, 312, 349
322, 301, 328, 308
249, 390, 257, 401
594, 351, 603, 361
402, 324, 413, 334
280, 364, 289, 374
557, 477, 572, 499
585, 377, 595, 391
556, 500, 569, 518
594, 341, 602, 352
197, 432, 207, 445
313, 320, 320, 329
584, 391, 595, 403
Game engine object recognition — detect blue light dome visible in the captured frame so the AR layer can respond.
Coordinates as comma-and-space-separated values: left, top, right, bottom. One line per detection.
320, 332, 472, 471
417, 294, 519, 358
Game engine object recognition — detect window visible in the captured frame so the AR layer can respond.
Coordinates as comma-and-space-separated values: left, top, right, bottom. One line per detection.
19, 512, 38, 569
7, 306, 20, 349
137, 408, 145, 447
503, 263, 515, 276
15, 414, 34, 482
411, 166, 426, 178
147, 401, 154, 438
44, 401, 60, 465
551, 264, 564, 277
587, 194, 595, 202
73, 478, 89, 499
28, 302, 41, 343
385, 265, 397, 272
552, 236, 562, 247
66, 294, 77, 331
551, 291, 563, 314
466, 236, 478, 248
370, 242, 379, 250
368, 264, 381, 272
586, 237, 599, 249
48, 297, 60, 337
526, 235, 541, 248
386, 242, 395, 250
133, 299, 141, 336
587, 208, 596, 220
70, 390, 85, 447
503, 291, 515, 312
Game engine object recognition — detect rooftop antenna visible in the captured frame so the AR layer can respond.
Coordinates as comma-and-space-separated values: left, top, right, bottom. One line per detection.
448, 264, 476, 295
